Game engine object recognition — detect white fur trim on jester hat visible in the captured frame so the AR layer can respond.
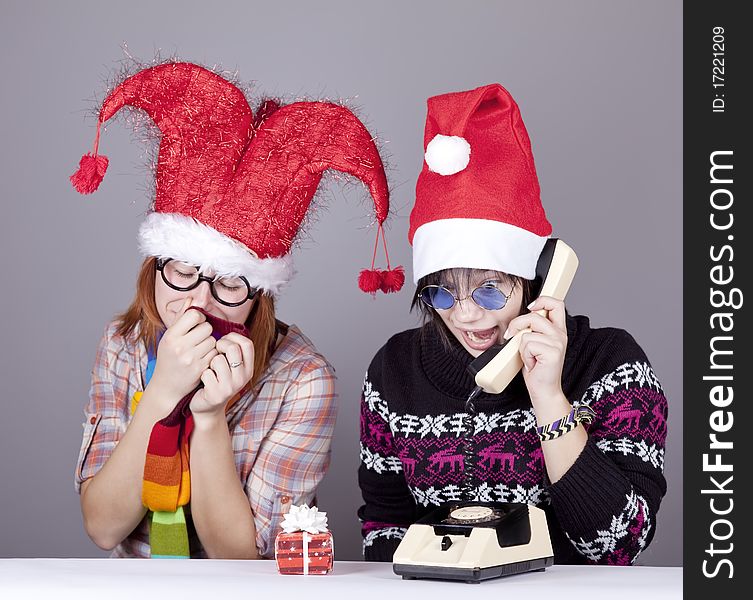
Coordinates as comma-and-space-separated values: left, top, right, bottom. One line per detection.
409, 83, 552, 283
138, 212, 293, 296
70, 61, 403, 296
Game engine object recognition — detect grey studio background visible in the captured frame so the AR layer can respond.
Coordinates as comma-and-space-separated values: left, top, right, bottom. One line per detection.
0, 0, 682, 566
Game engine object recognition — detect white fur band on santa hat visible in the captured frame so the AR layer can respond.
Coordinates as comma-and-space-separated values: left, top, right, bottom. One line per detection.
138, 212, 294, 296
412, 218, 548, 283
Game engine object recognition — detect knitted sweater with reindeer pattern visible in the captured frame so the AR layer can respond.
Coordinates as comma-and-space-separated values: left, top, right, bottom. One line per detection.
358, 314, 668, 564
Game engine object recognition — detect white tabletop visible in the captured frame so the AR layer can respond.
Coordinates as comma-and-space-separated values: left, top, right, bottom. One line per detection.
0, 559, 682, 599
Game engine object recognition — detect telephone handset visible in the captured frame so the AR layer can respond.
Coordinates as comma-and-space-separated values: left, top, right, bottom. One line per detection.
467, 238, 579, 394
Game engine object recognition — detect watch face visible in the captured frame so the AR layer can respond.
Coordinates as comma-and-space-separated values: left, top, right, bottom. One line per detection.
448, 506, 495, 523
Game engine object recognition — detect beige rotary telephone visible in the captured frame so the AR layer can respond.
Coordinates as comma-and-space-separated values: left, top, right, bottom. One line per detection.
468, 238, 579, 394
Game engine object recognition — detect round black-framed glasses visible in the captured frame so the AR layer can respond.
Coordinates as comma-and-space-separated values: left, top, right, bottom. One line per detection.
418, 283, 513, 311
156, 258, 259, 307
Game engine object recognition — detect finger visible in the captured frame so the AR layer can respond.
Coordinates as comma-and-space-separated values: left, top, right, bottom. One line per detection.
219, 334, 254, 372
526, 296, 567, 331
222, 347, 245, 372
209, 353, 232, 382
519, 332, 564, 371
219, 332, 254, 351
178, 296, 193, 316
215, 337, 241, 356
519, 336, 559, 372
195, 337, 218, 360
201, 348, 219, 371
184, 321, 214, 346
171, 305, 207, 335
217, 337, 243, 369
504, 312, 558, 340
200, 367, 219, 389
237, 337, 255, 378
519, 332, 562, 359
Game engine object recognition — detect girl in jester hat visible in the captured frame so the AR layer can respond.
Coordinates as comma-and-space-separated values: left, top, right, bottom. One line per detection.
358, 83, 668, 565
71, 61, 402, 559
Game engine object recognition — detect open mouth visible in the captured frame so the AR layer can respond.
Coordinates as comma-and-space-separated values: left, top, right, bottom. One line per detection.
459, 326, 499, 351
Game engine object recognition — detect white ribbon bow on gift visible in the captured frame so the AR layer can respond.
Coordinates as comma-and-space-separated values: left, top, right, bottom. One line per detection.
281, 504, 329, 534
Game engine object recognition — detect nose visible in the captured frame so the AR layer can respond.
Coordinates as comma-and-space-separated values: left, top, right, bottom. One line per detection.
451, 297, 484, 323
191, 280, 214, 308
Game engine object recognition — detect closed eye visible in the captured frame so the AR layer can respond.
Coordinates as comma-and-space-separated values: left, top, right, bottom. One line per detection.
216, 281, 243, 292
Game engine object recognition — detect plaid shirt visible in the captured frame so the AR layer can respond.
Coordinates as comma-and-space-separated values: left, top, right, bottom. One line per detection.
75, 320, 337, 558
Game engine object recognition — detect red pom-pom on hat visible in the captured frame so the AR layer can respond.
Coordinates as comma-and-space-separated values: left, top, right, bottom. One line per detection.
359, 223, 404, 295
358, 269, 383, 294
379, 266, 405, 293
70, 153, 109, 194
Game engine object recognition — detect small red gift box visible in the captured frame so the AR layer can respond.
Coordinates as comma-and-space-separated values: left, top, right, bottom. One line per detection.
274, 530, 334, 575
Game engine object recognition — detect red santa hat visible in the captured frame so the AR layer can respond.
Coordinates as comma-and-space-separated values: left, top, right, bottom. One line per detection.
71, 62, 403, 296
409, 83, 552, 283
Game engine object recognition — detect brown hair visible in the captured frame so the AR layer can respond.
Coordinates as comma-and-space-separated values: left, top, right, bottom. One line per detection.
115, 257, 278, 389
410, 268, 535, 348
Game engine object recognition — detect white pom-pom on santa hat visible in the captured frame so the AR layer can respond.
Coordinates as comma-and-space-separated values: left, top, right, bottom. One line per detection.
424, 134, 471, 176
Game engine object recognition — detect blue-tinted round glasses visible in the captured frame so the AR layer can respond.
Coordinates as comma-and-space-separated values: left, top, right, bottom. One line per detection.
418, 284, 513, 311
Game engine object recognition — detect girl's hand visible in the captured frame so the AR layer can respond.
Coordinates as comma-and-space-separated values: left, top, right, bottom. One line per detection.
503, 296, 568, 408
149, 299, 218, 403
190, 332, 255, 419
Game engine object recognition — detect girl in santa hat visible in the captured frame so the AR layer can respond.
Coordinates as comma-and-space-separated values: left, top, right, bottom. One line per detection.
71, 61, 400, 559
358, 83, 668, 566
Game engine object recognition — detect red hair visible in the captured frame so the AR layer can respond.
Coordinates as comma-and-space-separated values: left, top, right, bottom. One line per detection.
115, 257, 277, 390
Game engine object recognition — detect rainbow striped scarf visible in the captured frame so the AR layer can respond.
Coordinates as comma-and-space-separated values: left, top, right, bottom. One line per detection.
132, 308, 248, 558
